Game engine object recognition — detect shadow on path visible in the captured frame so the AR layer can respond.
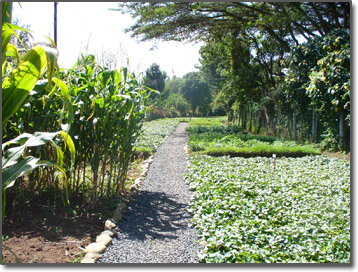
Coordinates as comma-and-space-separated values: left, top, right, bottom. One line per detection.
117, 190, 191, 241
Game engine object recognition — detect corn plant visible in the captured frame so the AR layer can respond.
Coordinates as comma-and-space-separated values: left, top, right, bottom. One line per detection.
2, 2, 75, 219
60, 55, 151, 206
2, 2, 150, 216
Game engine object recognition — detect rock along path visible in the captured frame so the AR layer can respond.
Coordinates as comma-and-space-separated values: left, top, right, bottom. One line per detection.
98, 123, 200, 263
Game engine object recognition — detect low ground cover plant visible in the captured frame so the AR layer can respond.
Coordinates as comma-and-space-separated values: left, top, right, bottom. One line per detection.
185, 155, 350, 263
134, 118, 180, 152
188, 116, 226, 126
135, 118, 179, 151
187, 124, 320, 157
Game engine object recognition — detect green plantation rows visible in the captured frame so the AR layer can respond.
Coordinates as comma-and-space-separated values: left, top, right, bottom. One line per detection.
187, 125, 320, 157
135, 118, 180, 152
185, 155, 350, 263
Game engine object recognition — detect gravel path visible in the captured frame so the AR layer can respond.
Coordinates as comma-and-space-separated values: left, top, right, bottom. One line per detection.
98, 123, 200, 263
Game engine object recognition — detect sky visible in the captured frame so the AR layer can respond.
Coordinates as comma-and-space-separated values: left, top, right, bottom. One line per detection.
12, 2, 203, 78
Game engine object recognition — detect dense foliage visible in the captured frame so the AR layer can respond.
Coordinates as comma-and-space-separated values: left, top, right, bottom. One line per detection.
116, 2, 350, 151
2, 3, 75, 217
135, 118, 180, 152
147, 72, 215, 120
187, 124, 320, 158
62, 54, 150, 202
185, 155, 350, 263
284, 30, 350, 150
2, 3, 151, 216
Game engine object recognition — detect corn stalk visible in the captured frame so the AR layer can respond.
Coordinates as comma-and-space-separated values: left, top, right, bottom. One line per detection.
2, 2, 75, 221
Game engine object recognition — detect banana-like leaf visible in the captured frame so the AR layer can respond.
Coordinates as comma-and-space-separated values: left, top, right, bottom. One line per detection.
2, 156, 40, 190
2, 155, 39, 222
2, 23, 30, 60
2, 2, 12, 25
2, 156, 71, 222
2, 131, 75, 214
2, 131, 75, 170
2, 46, 48, 127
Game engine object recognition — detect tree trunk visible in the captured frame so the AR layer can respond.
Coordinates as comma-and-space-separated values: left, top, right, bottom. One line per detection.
311, 107, 318, 143
256, 110, 262, 134
293, 105, 297, 141
276, 106, 281, 138
249, 109, 253, 132
264, 107, 270, 133
242, 106, 247, 130
339, 111, 344, 150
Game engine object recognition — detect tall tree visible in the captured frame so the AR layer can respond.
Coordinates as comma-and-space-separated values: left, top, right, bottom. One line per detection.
181, 72, 211, 116
144, 63, 167, 94
116, 2, 349, 50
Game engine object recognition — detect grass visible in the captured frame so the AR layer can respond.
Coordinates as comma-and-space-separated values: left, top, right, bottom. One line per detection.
186, 118, 320, 157
188, 116, 226, 126
201, 145, 321, 158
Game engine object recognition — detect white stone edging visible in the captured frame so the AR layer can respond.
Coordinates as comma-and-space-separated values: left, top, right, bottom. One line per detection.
80, 156, 154, 263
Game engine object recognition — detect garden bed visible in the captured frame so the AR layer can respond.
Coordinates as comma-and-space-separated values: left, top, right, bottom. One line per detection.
185, 155, 350, 263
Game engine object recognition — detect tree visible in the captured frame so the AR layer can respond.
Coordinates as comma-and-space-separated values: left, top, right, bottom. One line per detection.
306, 30, 350, 150
159, 76, 190, 117
182, 72, 211, 116
116, 2, 349, 50
115, 1, 350, 149
144, 63, 167, 95
282, 29, 350, 150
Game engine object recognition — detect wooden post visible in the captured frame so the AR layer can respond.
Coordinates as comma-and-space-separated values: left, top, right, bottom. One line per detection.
54, 2, 58, 46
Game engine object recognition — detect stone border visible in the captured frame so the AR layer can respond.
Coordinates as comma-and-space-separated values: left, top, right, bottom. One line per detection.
80, 156, 154, 263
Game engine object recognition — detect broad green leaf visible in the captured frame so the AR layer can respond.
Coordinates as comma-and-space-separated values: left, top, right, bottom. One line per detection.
44, 46, 58, 86
52, 78, 74, 127
57, 131, 76, 167
5, 43, 20, 63
2, 2, 12, 25
2, 156, 40, 189
2, 131, 75, 169
2, 46, 48, 127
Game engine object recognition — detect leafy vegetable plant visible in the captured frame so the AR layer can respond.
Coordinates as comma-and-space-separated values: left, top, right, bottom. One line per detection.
186, 155, 350, 263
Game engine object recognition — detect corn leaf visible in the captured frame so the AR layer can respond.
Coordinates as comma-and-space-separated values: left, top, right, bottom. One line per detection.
52, 78, 74, 128
2, 2, 12, 25
2, 46, 48, 127
2, 131, 75, 169
45, 47, 58, 86
2, 156, 40, 190
38, 161, 70, 205
57, 131, 76, 167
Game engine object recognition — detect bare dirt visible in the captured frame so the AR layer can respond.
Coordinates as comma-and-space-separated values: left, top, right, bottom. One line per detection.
1, 200, 103, 263
1, 162, 144, 264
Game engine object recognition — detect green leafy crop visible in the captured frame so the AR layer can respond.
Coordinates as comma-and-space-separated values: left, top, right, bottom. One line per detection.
186, 155, 350, 263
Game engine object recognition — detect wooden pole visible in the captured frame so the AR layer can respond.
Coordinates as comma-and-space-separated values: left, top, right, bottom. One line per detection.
54, 2, 57, 46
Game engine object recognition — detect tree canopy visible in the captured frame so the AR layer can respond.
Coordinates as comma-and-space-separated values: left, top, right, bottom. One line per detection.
117, 2, 349, 51
115, 1, 350, 150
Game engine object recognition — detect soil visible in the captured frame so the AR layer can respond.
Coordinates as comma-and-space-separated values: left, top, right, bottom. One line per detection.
1, 161, 144, 264
323, 151, 350, 161
1, 201, 102, 263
